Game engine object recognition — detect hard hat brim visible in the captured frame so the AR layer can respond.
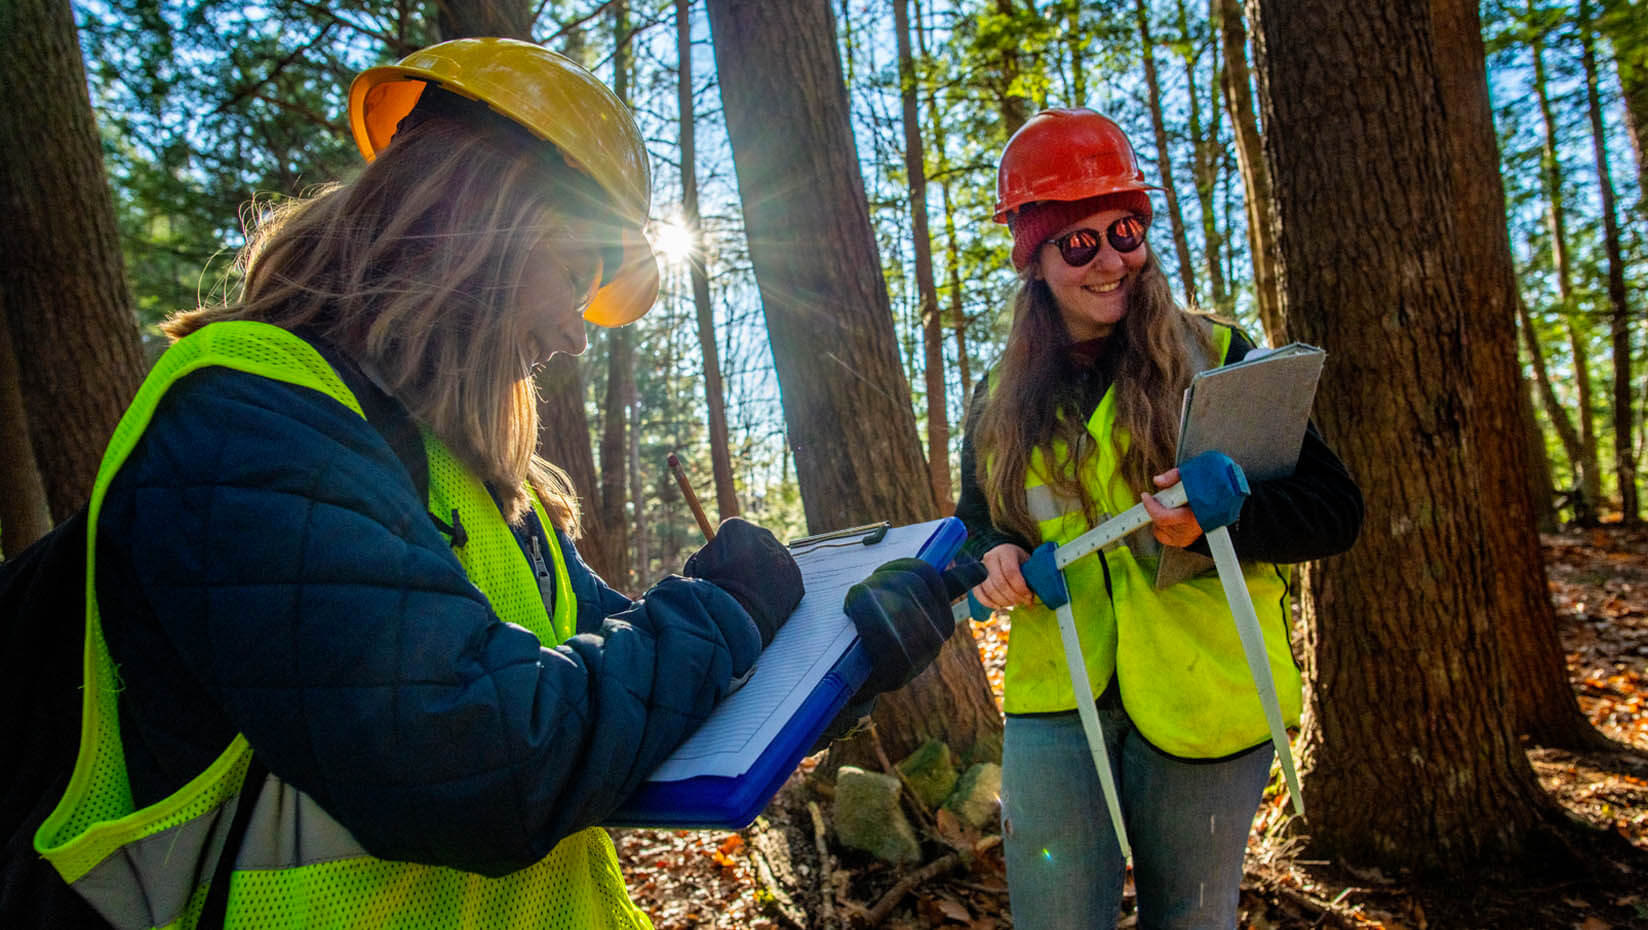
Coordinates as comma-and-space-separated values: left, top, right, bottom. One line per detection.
583, 229, 660, 327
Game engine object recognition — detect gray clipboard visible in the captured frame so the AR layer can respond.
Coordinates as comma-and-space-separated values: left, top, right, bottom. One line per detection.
1155, 343, 1326, 588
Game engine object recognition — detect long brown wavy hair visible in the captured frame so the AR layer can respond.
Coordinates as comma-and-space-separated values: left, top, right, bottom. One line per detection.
973, 248, 1215, 544
165, 115, 610, 532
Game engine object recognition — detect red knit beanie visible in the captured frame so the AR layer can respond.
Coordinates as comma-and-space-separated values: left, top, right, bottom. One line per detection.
1009, 190, 1152, 271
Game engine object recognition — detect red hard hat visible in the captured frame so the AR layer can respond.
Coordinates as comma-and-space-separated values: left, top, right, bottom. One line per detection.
994, 108, 1158, 223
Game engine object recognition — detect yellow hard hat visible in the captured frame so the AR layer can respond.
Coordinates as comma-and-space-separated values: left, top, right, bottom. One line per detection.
348, 37, 659, 327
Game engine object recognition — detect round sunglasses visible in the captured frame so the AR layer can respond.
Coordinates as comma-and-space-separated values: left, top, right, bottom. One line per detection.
1050, 214, 1151, 267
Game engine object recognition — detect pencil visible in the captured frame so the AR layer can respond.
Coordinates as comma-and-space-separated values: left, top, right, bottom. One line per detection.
668, 453, 716, 541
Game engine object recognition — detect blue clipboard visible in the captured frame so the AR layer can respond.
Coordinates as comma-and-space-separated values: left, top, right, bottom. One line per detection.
604, 516, 968, 830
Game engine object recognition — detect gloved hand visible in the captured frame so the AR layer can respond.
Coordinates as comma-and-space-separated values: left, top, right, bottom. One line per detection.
682, 517, 804, 646
844, 557, 988, 699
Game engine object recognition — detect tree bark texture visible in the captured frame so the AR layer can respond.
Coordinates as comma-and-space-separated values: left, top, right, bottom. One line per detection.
705, 0, 1001, 768
0, 302, 53, 556
894, 0, 951, 512
0, 0, 147, 521
1249, 0, 1555, 868
535, 355, 622, 584
1432, 0, 1609, 750
1217, 0, 1284, 343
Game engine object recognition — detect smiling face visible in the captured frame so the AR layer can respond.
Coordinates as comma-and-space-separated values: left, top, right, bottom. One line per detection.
518, 234, 604, 364
1037, 207, 1150, 343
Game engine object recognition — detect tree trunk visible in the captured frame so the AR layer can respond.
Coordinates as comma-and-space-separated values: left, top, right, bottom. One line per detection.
1218, 0, 1283, 343
1433, 0, 1611, 751
601, 327, 635, 586
916, 12, 973, 409
1580, 0, 1639, 523
704, 0, 1001, 767
991, 0, 1031, 136
1520, 358, 1560, 534
435, 0, 531, 43
678, 0, 739, 524
536, 355, 620, 579
0, 0, 147, 522
894, 0, 949, 513
1530, 12, 1605, 511
0, 301, 52, 556
1178, 0, 1228, 311
1520, 298, 1590, 512
1249, 0, 1557, 869
1598, 0, 1648, 204
1134, 0, 1199, 304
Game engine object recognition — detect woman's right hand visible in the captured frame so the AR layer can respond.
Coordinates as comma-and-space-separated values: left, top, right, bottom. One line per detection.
975, 543, 1035, 609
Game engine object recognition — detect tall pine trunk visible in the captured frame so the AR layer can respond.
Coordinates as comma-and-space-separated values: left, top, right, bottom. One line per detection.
704, 0, 1001, 767
1432, 0, 1611, 751
1134, 0, 1199, 303
1177, 0, 1228, 310
1530, 8, 1605, 513
0, 0, 147, 524
678, 0, 739, 524
1580, 0, 1639, 522
1250, 0, 1558, 868
0, 303, 52, 555
1216, 0, 1283, 342
894, 0, 950, 512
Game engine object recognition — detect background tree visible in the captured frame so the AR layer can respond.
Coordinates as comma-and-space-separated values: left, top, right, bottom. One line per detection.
1432, 0, 1612, 750
1216, 0, 1282, 341
0, 0, 147, 538
1579, 0, 1640, 523
677, 0, 739, 525
894, 0, 952, 511
1250, 0, 1559, 867
1134, 0, 1199, 303
703, 0, 1001, 765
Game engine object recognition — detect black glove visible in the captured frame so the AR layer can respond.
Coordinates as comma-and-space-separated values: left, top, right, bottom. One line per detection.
844, 556, 988, 698
682, 517, 804, 646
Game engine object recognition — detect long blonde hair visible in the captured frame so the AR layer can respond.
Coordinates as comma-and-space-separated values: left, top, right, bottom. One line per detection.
165, 116, 603, 532
974, 248, 1215, 544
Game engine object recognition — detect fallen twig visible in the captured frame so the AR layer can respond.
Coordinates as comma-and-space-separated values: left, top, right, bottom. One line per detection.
807, 800, 837, 930
864, 851, 964, 926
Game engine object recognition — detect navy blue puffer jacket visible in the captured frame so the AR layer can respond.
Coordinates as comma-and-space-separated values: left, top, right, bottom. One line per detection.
95, 366, 764, 877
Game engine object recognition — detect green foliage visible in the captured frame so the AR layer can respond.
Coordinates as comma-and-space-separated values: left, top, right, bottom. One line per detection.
70, 0, 1648, 531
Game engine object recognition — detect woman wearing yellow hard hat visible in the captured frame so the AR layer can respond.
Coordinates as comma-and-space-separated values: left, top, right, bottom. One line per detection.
33, 37, 973, 929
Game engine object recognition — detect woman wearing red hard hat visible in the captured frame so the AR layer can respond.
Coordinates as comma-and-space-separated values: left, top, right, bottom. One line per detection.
34, 37, 963, 929
955, 108, 1363, 928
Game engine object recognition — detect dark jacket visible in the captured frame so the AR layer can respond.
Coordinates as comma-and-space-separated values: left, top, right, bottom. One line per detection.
955, 324, 1363, 565
95, 366, 763, 878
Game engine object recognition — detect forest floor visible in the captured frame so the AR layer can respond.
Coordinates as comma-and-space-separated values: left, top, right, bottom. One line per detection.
611, 526, 1648, 930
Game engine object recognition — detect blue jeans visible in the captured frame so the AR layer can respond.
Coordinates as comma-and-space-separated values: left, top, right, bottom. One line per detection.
1001, 706, 1274, 930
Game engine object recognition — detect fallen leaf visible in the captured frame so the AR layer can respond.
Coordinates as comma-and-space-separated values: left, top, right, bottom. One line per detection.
934, 894, 971, 922
1579, 917, 1610, 930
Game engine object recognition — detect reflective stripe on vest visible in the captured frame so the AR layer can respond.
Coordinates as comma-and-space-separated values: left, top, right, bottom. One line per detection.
999, 324, 1303, 758
34, 321, 647, 930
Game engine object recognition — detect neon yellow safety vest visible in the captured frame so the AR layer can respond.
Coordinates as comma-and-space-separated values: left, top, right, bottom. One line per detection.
998, 324, 1303, 759
35, 321, 651, 930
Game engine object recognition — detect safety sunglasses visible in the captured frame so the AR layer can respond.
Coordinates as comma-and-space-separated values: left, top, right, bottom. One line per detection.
1051, 214, 1151, 267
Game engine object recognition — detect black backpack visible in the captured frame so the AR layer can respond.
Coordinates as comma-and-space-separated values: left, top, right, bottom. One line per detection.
0, 343, 427, 929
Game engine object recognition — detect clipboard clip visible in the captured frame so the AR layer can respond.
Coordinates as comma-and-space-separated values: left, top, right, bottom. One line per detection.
788, 521, 891, 554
